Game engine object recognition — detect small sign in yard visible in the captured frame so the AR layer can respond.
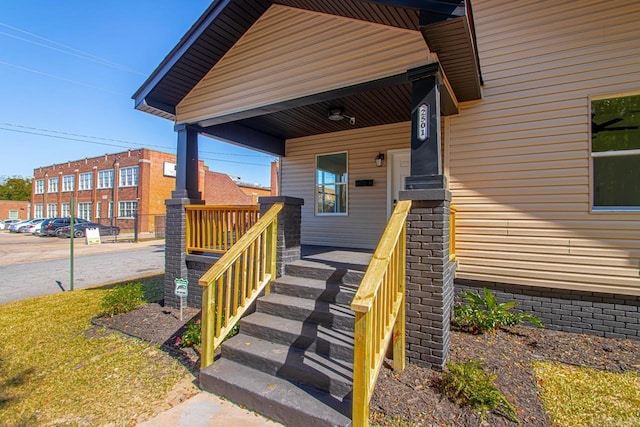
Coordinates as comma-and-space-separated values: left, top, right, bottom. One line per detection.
85, 228, 101, 245
174, 278, 189, 320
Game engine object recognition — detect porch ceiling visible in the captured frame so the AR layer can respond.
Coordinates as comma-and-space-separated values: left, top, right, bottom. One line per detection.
133, 0, 482, 125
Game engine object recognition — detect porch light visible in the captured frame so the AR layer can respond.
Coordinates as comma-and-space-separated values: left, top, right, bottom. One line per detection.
375, 152, 385, 167
327, 107, 356, 125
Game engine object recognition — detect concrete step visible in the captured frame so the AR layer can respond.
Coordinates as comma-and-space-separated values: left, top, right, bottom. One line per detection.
285, 260, 364, 286
200, 358, 352, 427
222, 333, 353, 398
271, 275, 357, 305
257, 293, 355, 332
240, 312, 354, 363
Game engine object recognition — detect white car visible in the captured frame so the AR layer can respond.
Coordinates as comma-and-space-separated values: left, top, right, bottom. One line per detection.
0, 219, 21, 230
18, 219, 44, 233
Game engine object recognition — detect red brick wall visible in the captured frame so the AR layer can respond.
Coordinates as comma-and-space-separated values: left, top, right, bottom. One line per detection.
0, 200, 29, 219
203, 172, 254, 205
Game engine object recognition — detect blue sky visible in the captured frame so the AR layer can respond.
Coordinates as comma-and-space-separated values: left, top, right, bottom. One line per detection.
0, 1, 276, 187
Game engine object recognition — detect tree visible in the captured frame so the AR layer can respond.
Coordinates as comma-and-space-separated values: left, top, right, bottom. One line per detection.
0, 176, 32, 201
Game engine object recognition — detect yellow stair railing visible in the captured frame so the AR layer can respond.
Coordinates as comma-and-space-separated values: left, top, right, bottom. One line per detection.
198, 203, 283, 369
351, 200, 411, 427
186, 205, 260, 254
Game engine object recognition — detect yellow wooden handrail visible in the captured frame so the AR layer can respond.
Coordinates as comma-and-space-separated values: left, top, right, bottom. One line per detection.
351, 200, 411, 427
198, 203, 283, 368
450, 204, 457, 262
185, 205, 260, 254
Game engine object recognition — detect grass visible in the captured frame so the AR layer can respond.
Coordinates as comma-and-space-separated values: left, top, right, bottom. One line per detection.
0, 286, 189, 426
534, 362, 640, 427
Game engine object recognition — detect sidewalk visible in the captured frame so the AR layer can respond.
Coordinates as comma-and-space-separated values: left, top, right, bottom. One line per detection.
138, 392, 283, 427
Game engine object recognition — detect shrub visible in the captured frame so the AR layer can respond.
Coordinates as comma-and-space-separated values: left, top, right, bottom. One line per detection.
179, 319, 201, 348
100, 282, 146, 317
452, 288, 543, 334
439, 360, 520, 423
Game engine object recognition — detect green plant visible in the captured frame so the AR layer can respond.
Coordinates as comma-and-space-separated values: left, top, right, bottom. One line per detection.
100, 282, 146, 317
179, 319, 201, 348
440, 360, 520, 423
452, 288, 543, 334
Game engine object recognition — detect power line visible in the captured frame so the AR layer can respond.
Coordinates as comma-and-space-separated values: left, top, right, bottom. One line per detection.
0, 22, 146, 76
0, 60, 127, 96
0, 126, 273, 168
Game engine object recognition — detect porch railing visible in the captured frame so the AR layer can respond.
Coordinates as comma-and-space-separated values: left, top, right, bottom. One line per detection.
185, 205, 260, 254
198, 203, 283, 368
350, 200, 411, 427
450, 204, 457, 261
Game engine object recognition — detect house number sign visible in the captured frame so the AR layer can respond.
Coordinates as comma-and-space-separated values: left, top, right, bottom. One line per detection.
417, 103, 429, 141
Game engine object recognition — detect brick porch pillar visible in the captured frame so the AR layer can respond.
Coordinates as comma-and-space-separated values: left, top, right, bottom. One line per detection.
258, 196, 304, 278
400, 189, 454, 371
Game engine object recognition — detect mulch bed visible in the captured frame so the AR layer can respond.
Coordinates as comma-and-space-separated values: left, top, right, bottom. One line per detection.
93, 304, 640, 426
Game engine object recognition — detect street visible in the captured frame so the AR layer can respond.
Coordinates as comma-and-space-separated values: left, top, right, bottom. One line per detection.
0, 231, 164, 304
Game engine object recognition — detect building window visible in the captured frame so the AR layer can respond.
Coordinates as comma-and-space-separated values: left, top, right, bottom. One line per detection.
79, 172, 93, 190
315, 152, 348, 215
119, 201, 137, 218
8, 210, 18, 219
48, 177, 59, 193
97, 169, 114, 189
47, 203, 58, 218
591, 94, 640, 210
62, 175, 74, 192
108, 201, 113, 219
78, 202, 92, 221
119, 166, 139, 187
61, 203, 70, 218
95, 201, 101, 219
34, 204, 44, 219
35, 179, 45, 194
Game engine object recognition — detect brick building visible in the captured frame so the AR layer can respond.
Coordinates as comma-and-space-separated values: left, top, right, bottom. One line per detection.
31, 149, 274, 234
0, 200, 30, 220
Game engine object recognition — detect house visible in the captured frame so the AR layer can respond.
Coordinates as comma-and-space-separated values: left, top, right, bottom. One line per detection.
133, 1, 639, 425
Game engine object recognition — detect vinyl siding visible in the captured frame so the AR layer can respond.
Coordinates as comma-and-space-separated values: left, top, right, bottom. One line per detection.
176, 5, 433, 124
449, 0, 640, 295
282, 122, 410, 249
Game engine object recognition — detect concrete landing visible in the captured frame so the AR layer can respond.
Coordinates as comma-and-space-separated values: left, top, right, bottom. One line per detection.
137, 392, 283, 427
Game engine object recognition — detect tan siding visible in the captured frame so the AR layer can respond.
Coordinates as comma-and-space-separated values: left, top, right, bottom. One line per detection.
176, 5, 433, 124
282, 122, 410, 249
450, 0, 640, 296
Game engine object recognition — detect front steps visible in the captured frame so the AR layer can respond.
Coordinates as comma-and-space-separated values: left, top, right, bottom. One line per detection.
200, 259, 366, 427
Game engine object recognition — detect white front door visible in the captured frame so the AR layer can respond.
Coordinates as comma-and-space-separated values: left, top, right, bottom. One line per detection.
387, 149, 411, 218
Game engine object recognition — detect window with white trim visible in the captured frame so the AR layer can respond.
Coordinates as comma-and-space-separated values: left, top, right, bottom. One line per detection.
47, 203, 57, 218
119, 166, 139, 187
78, 172, 92, 190
48, 177, 59, 193
78, 202, 92, 221
108, 201, 113, 219
62, 175, 74, 192
95, 201, 101, 219
61, 203, 70, 218
8, 210, 18, 219
315, 152, 348, 215
35, 179, 44, 194
34, 204, 44, 219
97, 169, 113, 189
591, 94, 640, 210
118, 201, 137, 218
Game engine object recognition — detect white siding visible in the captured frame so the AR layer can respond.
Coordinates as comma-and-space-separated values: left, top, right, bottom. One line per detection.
449, 0, 640, 295
282, 122, 410, 249
176, 5, 433, 124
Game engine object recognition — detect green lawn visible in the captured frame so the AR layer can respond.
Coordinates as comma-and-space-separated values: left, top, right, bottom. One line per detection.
0, 286, 189, 426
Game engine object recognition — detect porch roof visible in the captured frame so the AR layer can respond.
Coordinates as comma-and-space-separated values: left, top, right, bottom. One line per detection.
133, 0, 483, 126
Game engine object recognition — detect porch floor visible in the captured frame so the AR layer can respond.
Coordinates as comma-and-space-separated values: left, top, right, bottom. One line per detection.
299, 245, 373, 272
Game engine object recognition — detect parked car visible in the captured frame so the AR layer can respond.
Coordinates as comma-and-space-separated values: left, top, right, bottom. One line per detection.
40, 218, 89, 237
14, 219, 43, 233
56, 222, 120, 238
1, 219, 22, 230
21, 219, 45, 234
8, 219, 34, 233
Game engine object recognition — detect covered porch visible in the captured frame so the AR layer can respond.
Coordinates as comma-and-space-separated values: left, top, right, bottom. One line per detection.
133, 1, 479, 425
